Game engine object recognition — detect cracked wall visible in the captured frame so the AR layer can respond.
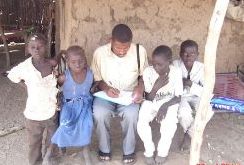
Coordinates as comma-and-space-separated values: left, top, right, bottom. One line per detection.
59, 0, 244, 72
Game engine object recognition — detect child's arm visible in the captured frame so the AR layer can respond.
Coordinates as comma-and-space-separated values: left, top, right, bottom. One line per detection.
18, 80, 27, 89
146, 75, 169, 101
7, 64, 27, 89
90, 81, 100, 94
183, 63, 204, 97
156, 68, 183, 122
155, 96, 181, 122
183, 78, 192, 87
132, 76, 145, 103
1, 70, 9, 77
189, 78, 204, 97
50, 50, 66, 67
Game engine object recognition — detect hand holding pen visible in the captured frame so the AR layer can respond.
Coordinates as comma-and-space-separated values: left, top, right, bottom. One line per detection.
105, 81, 120, 98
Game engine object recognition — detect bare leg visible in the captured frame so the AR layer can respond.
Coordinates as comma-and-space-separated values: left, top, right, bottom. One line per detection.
42, 144, 59, 165
42, 144, 52, 165
180, 133, 191, 152
59, 147, 66, 156
145, 156, 156, 165
82, 145, 92, 165
155, 156, 166, 165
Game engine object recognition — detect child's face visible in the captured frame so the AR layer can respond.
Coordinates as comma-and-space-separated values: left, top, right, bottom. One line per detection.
28, 40, 46, 59
180, 46, 198, 69
67, 53, 87, 73
152, 55, 170, 76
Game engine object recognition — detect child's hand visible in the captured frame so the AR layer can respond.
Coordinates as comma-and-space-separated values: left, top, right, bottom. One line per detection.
183, 78, 192, 87
106, 87, 120, 98
132, 85, 144, 103
57, 74, 65, 85
1, 71, 9, 77
90, 81, 100, 94
156, 104, 168, 123
53, 67, 59, 77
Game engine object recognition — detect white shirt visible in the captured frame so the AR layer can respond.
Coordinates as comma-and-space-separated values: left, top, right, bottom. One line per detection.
173, 59, 204, 97
91, 43, 148, 91
7, 57, 58, 121
143, 65, 183, 105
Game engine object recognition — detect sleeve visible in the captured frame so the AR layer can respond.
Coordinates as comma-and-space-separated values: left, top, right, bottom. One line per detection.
7, 62, 26, 83
190, 66, 204, 97
91, 49, 102, 81
190, 76, 204, 97
174, 68, 183, 97
143, 67, 152, 93
139, 45, 149, 76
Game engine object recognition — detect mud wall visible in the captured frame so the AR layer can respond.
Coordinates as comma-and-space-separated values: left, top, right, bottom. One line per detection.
58, 0, 244, 73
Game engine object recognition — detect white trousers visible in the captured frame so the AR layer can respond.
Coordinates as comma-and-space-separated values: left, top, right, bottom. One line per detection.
137, 100, 179, 157
178, 96, 199, 137
178, 96, 213, 137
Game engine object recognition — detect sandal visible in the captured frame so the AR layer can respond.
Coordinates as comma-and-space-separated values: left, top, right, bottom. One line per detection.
98, 150, 111, 161
123, 153, 136, 164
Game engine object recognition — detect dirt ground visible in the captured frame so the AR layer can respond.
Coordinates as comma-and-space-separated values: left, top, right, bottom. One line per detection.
0, 49, 243, 165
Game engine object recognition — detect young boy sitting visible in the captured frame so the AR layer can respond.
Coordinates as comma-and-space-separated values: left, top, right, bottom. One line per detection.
173, 39, 212, 151
137, 45, 183, 165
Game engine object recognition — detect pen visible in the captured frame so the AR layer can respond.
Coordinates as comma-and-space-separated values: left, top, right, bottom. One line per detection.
108, 81, 113, 86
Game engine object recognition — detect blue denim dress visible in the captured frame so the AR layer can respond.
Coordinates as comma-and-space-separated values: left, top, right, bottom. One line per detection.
52, 68, 93, 147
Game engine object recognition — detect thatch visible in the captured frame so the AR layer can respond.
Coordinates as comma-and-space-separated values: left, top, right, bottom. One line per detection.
0, 0, 54, 33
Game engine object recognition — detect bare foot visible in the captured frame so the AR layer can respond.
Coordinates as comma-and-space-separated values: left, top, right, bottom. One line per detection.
59, 147, 66, 156
155, 156, 166, 165
82, 146, 92, 165
145, 156, 156, 165
180, 133, 191, 152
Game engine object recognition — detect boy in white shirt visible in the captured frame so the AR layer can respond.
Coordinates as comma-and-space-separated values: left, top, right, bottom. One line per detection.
173, 40, 211, 151
7, 33, 59, 165
137, 45, 183, 165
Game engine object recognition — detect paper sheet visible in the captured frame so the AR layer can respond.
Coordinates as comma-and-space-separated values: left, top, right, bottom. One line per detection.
93, 91, 133, 106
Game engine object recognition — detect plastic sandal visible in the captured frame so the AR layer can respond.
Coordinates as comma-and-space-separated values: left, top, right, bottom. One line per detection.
98, 150, 111, 161
123, 153, 136, 164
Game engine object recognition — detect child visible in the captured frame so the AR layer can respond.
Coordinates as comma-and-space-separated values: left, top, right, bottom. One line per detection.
173, 39, 212, 151
51, 46, 93, 165
7, 33, 59, 165
137, 45, 183, 165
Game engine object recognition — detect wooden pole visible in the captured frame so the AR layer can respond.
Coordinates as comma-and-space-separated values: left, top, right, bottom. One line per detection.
0, 19, 11, 67
189, 1, 229, 165
47, 1, 55, 57
59, 0, 73, 50
55, 0, 60, 54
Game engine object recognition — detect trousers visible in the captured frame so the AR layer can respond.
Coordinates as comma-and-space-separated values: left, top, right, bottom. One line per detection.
178, 96, 213, 137
25, 113, 58, 165
93, 97, 139, 155
137, 100, 179, 157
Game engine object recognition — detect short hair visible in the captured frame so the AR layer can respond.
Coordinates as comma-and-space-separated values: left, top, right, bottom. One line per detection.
180, 40, 198, 54
27, 33, 47, 45
112, 24, 133, 43
152, 45, 172, 61
66, 45, 85, 58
